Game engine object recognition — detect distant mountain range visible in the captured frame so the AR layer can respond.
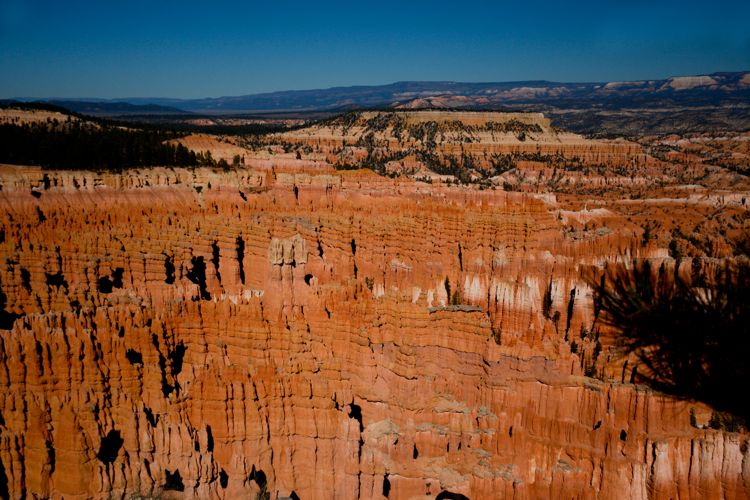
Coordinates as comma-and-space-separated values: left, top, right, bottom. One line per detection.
7, 71, 749, 136
45, 101, 191, 116
13, 71, 750, 116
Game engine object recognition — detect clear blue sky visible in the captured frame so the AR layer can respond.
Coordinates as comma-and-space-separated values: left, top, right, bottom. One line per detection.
1, 0, 749, 99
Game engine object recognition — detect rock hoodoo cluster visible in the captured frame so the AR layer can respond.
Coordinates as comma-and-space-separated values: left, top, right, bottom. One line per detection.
0, 111, 749, 499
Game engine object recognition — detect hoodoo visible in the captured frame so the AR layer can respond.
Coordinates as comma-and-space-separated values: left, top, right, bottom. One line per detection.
1, 105, 749, 498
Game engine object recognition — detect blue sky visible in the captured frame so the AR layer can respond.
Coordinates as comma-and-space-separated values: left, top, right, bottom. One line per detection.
1, 0, 749, 98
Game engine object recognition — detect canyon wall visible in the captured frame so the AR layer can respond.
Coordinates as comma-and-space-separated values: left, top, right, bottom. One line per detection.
0, 162, 748, 500
276, 110, 641, 170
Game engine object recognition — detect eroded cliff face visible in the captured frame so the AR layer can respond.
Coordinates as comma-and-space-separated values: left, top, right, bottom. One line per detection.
0, 161, 748, 500
274, 110, 640, 177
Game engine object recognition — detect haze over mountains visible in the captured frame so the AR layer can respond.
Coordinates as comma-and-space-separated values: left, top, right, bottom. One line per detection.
18, 71, 750, 116
12, 71, 744, 137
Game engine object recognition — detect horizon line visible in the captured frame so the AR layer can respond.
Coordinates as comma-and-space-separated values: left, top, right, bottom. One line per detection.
4, 69, 748, 102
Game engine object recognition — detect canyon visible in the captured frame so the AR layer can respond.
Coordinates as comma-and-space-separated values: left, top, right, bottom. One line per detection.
0, 110, 749, 499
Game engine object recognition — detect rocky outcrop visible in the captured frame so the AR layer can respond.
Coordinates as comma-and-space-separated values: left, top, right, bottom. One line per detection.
275, 110, 641, 171
0, 140, 748, 498
269, 234, 308, 266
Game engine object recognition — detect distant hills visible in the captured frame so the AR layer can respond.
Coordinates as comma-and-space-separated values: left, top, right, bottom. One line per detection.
8, 71, 750, 135
45, 72, 750, 114
12, 71, 749, 115
46, 101, 191, 116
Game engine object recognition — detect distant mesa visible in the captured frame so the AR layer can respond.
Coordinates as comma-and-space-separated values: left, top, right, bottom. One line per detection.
46, 100, 193, 117
9, 70, 749, 116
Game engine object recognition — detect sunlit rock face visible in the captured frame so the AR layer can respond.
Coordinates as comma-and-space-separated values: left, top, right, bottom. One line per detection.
0, 113, 749, 499
276, 110, 641, 175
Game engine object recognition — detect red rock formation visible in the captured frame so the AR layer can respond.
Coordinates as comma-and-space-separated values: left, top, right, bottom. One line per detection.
276, 110, 640, 173
0, 114, 748, 499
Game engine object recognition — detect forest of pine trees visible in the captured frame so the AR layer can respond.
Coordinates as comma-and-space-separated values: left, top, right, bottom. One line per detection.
0, 119, 214, 170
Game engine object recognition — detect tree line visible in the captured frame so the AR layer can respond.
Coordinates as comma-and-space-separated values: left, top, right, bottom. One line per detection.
0, 120, 212, 170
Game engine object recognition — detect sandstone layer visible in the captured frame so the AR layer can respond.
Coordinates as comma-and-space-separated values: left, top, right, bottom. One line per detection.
1, 111, 749, 500
274, 110, 640, 175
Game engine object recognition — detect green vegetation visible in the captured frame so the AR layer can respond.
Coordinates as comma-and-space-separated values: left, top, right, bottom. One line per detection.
0, 119, 206, 170
0, 102, 290, 170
